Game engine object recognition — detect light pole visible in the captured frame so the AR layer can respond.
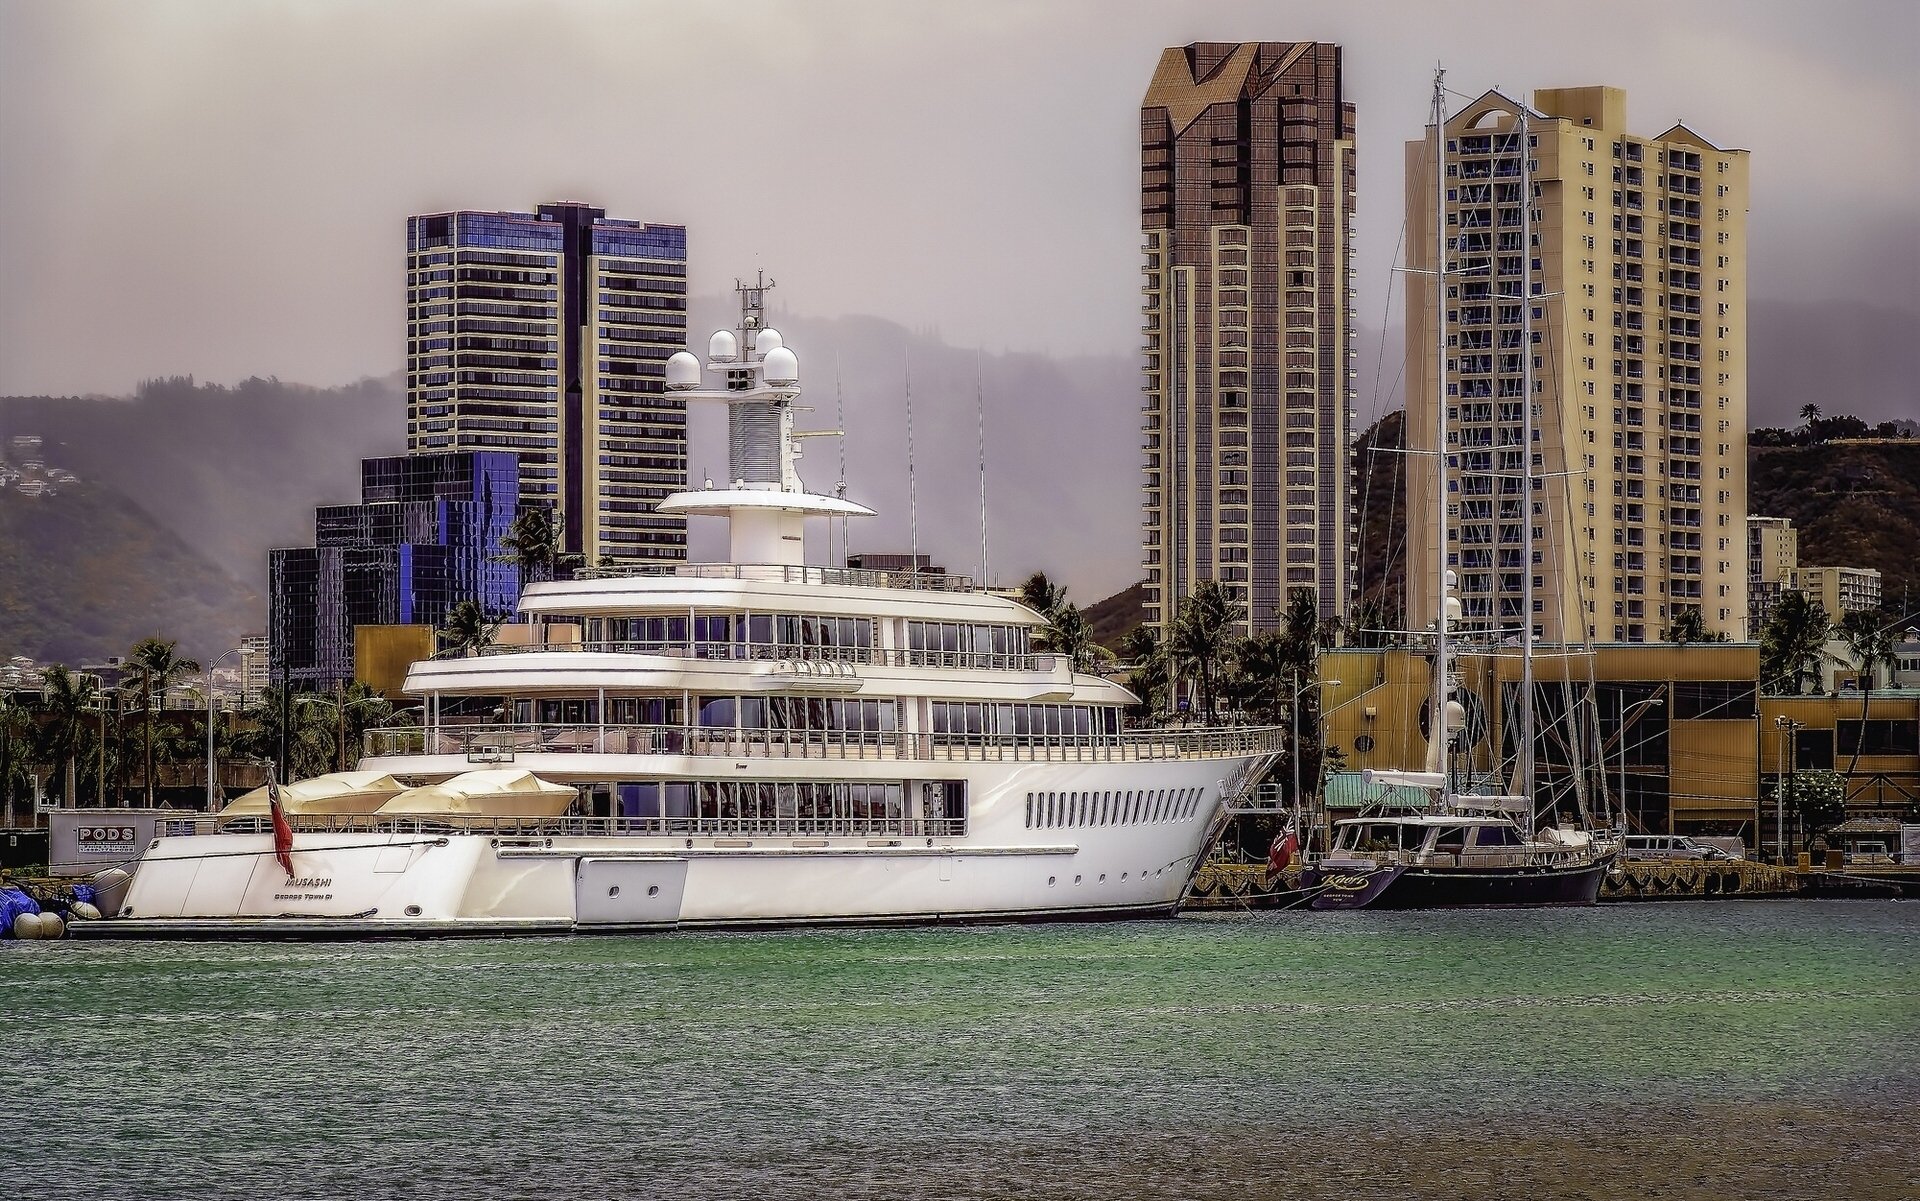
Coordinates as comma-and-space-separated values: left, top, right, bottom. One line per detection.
1290, 674, 1341, 841
325, 688, 388, 774
1613, 690, 1664, 833
204, 646, 244, 812
1773, 715, 1802, 865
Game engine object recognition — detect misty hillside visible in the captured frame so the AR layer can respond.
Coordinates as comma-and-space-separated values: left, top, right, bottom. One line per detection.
1750, 438, 1920, 619
0, 374, 404, 592
0, 294, 1907, 667
0, 481, 259, 664
687, 303, 1143, 598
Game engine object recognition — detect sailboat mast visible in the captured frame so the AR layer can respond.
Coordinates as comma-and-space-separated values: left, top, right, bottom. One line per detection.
1519, 106, 1538, 825
1431, 69, 1452, 801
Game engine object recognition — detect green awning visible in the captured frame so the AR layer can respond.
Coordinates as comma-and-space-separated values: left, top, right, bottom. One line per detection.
1324, 771, 1434, 811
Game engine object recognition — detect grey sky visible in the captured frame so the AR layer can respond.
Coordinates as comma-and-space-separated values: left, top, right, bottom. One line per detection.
1, 0, 1914, 398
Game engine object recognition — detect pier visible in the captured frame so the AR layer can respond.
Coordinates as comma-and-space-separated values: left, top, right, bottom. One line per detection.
1182, 858, 1910, 908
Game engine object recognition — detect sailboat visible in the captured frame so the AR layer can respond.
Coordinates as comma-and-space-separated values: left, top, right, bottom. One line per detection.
1302, 71, 1617, 910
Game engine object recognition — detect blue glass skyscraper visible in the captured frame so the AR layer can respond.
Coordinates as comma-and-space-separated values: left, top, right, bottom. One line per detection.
269, 451, 521, 691
404, 202, 689, 563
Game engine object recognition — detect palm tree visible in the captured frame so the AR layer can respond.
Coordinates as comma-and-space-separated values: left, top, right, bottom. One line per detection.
1018, 572, 1068, 629
439, 600, 504, 657
1043, 603, 1110, 675
125, 637, 201, 807
1661, 608, 1728, 645
1229, 632, 1295, 724
237, 686, 339, 783
1835, 611, 1897, 774
494, 506, 582, 584
1799, 402, 1821, 428
0, 691, 30, 827
1759, 592, 1829, 696
35, 665, 97, 807
1170, 579, 1245, 724
316, 681, 393, 772
1119, 625, 1170, 723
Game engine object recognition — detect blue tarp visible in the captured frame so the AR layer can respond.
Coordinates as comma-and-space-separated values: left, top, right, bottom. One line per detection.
0, 886, 41, 937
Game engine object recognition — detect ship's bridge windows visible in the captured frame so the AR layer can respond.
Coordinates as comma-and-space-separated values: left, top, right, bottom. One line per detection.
580, 613, 875, 661
906, 621, 1031, 665
516, 697, 683, 726
604, 778, 955, 836
698, 695, 900, 735
930, 702, 1120, 739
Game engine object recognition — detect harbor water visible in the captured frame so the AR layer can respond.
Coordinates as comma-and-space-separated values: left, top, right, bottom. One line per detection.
4, 901, 1916, 1199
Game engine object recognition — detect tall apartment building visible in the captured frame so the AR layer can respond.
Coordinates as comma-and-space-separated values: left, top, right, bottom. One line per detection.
1407, 87, 1749, 643
269, 451, 522, 691
405, 202, 689, 563
1747, 514, 1797, 632
1140, 42, 1357, 634
1792, 565, 1882, 618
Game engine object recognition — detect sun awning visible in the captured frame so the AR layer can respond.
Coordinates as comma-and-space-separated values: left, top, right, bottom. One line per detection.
374, 769, 578, 820
216, 771, 408, 825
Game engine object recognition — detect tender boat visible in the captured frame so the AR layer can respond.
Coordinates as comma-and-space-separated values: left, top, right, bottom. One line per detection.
86, 282, 1283, 938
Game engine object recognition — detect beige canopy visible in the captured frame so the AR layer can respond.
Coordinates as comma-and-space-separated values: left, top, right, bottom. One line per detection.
374, 769, 577, 825
217, 770, 408, 826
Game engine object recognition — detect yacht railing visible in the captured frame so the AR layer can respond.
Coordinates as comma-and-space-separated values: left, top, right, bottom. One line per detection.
1322, 845, 1605, 870
570, 562, 978, 593
197, 814, 967, 840
364, 723, 1288, 763
467, 641, 1062, 673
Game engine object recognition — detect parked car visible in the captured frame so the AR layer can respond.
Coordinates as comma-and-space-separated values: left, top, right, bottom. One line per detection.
1624, 834, 1741, 862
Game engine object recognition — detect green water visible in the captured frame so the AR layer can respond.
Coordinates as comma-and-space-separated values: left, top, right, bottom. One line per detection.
4, 903, 1916, 1199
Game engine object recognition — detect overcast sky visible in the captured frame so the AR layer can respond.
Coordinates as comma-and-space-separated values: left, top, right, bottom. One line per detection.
1, 0, 1914, 397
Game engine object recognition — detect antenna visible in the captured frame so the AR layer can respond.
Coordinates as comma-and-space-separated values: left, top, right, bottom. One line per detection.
905, 350, 918, 579
833, 353, 849, 567
975, 351, 989, 589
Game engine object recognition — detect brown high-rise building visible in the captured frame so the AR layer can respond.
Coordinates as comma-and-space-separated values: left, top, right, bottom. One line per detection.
1140, 42, 1357, 635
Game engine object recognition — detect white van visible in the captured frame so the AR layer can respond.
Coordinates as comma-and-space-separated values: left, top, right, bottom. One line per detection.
1624, 834, 1740, 862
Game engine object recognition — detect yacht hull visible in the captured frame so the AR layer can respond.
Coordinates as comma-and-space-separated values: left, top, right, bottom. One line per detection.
1305, 861, 1606, 910
77, 753, 1263, 939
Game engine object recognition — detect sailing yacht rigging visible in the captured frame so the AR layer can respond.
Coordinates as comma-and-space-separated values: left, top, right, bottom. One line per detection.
1303, 71, 1617, 910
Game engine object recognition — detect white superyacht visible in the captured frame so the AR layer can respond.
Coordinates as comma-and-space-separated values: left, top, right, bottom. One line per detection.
94, 286, 1283, 937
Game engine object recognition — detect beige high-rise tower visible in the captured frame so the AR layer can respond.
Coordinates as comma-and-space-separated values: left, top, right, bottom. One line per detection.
1406, 87, 1749, 644
1140, 42, 1357, 634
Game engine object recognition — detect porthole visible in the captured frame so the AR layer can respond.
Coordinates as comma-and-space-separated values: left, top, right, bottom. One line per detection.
403, 904, 422, 917
608, 885, 621, 898
1048, 875, 1057, 887
1074, 875, 1082, 885
1121, 872, 1129, 881
647, 885, 660, 897
1098, 874, 1106, 883
1355, 733, 1376, 753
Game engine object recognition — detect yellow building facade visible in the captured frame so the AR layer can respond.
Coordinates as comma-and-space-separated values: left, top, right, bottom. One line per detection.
1406, 86, 1750, 646
1321, 643, 1918, 854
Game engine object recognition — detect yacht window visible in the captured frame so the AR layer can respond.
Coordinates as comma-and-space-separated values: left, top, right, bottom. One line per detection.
618, 782, 660, 819
1433, 826, 1468, 854
699, 696, 736, 728
1472, 824, 1523, 847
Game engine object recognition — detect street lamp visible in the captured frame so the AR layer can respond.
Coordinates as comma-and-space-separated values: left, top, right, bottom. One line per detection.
1614, 689, 1665, 833
205, 646, 245, 812
1291, 675, 1341, 838
1773, 715, 1803, 865
324, 688, 389, 773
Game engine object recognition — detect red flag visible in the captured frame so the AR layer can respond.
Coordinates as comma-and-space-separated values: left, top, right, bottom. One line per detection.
1267, 827, 1298, 876
267, 770, 295, 878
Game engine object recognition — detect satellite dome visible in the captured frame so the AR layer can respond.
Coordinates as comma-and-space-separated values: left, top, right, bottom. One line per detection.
755, 328, 784, 356
762, 345, 799, 386
665, 351, 701, 390
1444, 595, 1464, 623
709, 329, 738, 363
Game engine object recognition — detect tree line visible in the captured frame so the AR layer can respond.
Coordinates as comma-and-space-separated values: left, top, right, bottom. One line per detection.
0, 636, 393, 819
